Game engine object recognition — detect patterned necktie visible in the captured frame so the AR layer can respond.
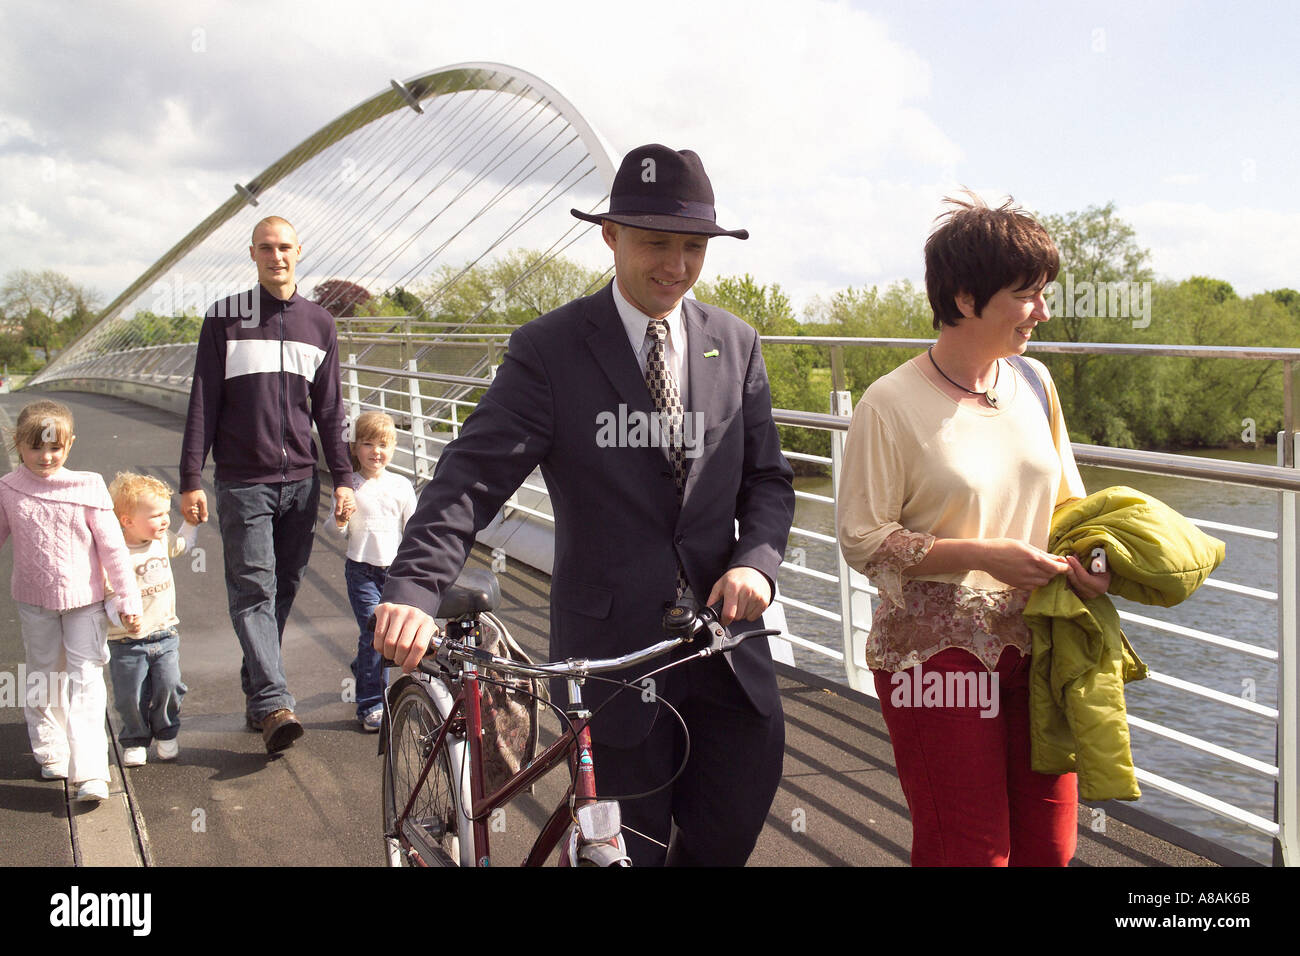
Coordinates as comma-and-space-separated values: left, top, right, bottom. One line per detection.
644, 318, 690, 596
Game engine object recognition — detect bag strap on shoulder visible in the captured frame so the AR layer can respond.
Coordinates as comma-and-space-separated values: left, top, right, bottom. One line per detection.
1007, 354, 1049, 420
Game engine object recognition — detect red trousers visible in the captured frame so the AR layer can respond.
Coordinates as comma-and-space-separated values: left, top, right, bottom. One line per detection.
873, 646, 1078, 866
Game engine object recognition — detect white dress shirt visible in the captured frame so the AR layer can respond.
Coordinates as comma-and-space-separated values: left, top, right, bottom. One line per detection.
611, 277, 690, 410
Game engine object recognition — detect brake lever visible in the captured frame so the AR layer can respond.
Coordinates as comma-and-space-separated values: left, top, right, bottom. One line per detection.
691, 604, 781, 655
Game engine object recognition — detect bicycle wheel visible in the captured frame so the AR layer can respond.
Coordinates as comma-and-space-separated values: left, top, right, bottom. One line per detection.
382, 680, 473, 867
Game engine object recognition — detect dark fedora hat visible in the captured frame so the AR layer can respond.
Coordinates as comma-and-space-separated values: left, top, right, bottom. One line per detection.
571, 144, 748, 239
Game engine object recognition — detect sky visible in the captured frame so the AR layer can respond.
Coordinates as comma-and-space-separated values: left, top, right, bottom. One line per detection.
1, 0, 1297, 317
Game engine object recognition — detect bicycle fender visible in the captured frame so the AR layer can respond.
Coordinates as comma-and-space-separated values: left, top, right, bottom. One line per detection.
378, 674, 423, 755
578, 841, 632, 867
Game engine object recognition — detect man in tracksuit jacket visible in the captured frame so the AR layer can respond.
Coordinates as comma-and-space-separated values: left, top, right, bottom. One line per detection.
179, 216, 355, 753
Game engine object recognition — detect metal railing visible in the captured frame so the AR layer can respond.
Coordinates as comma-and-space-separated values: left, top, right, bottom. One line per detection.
26, 328, 1300, 865
336, 335, 1298, 867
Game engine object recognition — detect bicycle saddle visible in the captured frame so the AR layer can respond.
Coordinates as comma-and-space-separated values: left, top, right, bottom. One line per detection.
437, 568, 501, 619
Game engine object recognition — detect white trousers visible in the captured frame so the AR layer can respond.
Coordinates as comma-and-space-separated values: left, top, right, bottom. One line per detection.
17, 601, 111, 784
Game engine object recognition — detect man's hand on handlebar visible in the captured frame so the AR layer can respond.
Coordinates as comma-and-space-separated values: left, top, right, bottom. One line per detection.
705, 566, 772, 626
372, 602, 441, 673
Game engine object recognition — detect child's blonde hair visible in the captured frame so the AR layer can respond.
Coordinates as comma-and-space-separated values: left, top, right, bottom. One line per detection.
350, 411, 397, 472
10, 400, 74, 452
108, 472, 173, 520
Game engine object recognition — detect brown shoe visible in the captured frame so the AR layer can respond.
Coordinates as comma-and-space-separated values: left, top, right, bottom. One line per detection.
261, 709, 303, 753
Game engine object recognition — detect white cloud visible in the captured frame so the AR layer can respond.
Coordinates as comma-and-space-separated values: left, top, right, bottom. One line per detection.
1, 0, 964, 312
1124, 200, 1300, 295
2, 0, 1294, 317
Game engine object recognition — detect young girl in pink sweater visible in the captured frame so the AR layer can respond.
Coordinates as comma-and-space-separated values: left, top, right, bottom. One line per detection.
0, 400, 141, 803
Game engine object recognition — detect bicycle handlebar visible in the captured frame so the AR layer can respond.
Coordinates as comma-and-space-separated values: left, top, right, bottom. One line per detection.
373, 598, 780, 682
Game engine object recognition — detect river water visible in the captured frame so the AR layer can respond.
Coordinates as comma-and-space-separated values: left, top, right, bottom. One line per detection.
781, 446, 1286, 864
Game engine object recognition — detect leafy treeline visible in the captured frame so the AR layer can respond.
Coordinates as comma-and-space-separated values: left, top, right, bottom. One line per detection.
12, 205, 1295, 458
695, 203, 1299, 457
0, 269, 101, 370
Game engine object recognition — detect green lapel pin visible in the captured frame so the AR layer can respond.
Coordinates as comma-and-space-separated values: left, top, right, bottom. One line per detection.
703, 349, 719, 358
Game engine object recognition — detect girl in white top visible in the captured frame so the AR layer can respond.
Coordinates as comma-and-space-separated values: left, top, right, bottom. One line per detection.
332, 411, 417, 730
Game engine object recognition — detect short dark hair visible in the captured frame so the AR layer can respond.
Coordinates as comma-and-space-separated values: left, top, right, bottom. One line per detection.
924, 192, 1060, 329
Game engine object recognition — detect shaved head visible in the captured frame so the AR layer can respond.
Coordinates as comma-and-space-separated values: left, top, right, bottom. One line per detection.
251, 215, 297, 244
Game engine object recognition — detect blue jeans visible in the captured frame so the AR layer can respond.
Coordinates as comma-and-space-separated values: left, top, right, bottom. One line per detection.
108, 628, 186, 748
344, 559, 387, 718
215, 475, 319, 720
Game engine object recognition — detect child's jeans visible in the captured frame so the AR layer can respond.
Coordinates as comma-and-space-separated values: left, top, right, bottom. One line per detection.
17, 601, 111, 784
108, 628, 186, 748
344, 559, 388, 718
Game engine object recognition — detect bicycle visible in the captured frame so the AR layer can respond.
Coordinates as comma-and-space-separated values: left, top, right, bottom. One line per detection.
378, 567, 780, 867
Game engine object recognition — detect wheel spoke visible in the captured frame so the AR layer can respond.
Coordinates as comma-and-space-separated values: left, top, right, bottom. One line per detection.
382, 683, 465, 866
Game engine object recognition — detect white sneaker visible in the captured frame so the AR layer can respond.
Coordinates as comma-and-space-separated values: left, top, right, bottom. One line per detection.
155, 738, 179, 760
122, 746, 147, 767
75, 779, 109, 802
40, 763, 68, 780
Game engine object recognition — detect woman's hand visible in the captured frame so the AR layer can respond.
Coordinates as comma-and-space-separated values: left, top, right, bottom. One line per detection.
980, 538, 1070, 590
1064, 554, 1111, 599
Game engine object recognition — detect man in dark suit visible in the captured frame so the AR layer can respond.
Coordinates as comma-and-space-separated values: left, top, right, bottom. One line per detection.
375, 144, 795, 865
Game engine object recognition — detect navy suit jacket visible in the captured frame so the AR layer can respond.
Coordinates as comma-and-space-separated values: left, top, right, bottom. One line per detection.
382, 282, 795, 745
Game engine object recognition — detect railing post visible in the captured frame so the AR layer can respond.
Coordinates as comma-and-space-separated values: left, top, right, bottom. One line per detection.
345, 353, 360, 427
1277, 428, 1299, 866
1283, 361, 1296, 450
830, 343, 846, 394
830, 386, 872, 693
408, 358, 430, 482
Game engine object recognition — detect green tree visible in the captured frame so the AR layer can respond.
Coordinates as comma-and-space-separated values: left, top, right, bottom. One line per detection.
354, 293, 412, 319
1267, 288, 1300, 321
1148, 279, 1290, 447
693, 275, 830, 460
1030, 203, 1156, 445
693, 274, 797, 334
802, 280, 931, 399
22, 309, 58, 359
118, 310, 204, 348
0, 333, 29, 369
1183, 276, 1237, 305
1, 269, 98, 321
413, 250, 607, 327
388, 286, 427, 319
2, 269, 103, 358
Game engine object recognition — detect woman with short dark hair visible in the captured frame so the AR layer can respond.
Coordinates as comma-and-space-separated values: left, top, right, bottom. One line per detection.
837, 194, 1110, 866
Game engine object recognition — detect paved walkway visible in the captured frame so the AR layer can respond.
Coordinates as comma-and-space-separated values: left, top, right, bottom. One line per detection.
0, 391, 1228, 867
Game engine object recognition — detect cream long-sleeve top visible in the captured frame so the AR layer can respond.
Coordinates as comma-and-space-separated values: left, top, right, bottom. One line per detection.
105, 523, 199, 641
0, 466, 143, 616
330, 470, 418, 566
836, 356, 1085, 672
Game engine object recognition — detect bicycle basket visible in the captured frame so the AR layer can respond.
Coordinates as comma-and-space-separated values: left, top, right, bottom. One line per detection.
474, 611, 548, 796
